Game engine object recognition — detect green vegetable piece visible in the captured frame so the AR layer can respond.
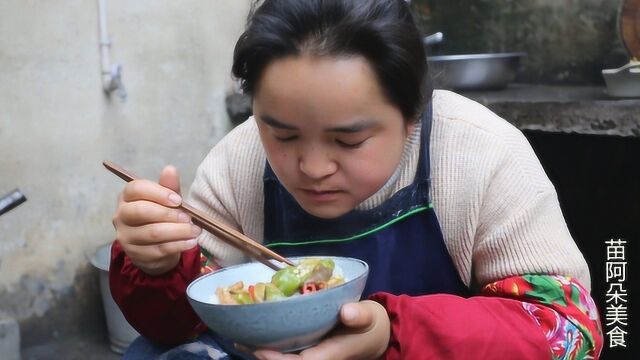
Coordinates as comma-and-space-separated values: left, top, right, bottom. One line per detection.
265, 283, 285, 301
319, 258, 335, 271
233, 291, 253, 305
272, 266, 302, 296
296, 259, 324, 282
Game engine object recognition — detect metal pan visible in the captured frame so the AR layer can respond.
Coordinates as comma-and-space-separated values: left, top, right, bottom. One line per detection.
428, 52, 527, 91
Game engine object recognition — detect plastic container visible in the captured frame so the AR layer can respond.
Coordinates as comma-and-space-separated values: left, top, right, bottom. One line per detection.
90, 243, 139, 354
602, 61, 640, 98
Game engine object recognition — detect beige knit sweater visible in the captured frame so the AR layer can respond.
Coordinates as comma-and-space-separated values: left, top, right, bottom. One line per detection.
188, 90, 591, 290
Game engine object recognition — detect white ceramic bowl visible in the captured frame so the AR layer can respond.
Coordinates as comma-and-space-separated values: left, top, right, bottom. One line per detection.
602, 61, 640, 98
187, 256, 368, 352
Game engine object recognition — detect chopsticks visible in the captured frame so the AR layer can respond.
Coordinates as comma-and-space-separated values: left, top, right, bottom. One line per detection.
103, 160, 294, 271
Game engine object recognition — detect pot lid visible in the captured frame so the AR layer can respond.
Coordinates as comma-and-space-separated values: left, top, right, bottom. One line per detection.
621, 0, 640, 59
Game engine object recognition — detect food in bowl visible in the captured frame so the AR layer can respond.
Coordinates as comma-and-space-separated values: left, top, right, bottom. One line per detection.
215, 258, 345, 304
187, 256, 368, 352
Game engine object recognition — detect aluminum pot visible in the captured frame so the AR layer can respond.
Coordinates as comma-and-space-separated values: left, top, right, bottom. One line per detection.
428, 52, 526, 91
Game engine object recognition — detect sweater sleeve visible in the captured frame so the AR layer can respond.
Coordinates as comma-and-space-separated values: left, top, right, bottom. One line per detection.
109, 241, 208, 345
187, 118, 266, 268
471, 125, 591, 288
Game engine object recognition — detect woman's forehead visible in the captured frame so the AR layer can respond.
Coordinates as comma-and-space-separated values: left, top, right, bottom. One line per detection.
257, 55, 378, 95
253, 55, 399, 123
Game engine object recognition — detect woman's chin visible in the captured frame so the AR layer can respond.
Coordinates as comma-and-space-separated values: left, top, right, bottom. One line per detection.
297, 200, 355, 219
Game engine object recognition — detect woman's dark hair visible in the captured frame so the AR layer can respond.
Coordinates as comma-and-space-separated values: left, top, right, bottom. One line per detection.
232, 0, 430, 121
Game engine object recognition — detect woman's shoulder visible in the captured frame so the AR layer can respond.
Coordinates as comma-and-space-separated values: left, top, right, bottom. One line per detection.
216, 116, 264, 155
204, 116, 266, 171
430, 89, 538, 171
192, 116, 266, 207
428, 89, 557, 225
432, 90, 522, 140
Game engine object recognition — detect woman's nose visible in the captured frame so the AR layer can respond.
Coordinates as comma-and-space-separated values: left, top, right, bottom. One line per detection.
299, 150, 338, 180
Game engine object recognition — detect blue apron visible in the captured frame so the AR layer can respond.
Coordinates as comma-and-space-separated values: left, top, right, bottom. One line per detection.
263, 104, 470, 298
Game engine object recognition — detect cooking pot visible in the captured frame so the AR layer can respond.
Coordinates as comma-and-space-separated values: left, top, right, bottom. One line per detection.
428, 52, 526, 91
424, 32, 525, 91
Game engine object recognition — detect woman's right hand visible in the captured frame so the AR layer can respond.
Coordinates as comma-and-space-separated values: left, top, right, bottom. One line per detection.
112, 165, 202, 275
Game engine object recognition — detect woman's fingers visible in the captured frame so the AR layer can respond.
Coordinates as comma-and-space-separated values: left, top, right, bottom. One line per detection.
112, 165, 192, 275
121, 179, 183, 207
124, 239, 199, 263
123, 222, 201, 246
158, 165, 181, 194
339, 302, 375, 330
292, 301, 389, 360
119, 200, 192, 226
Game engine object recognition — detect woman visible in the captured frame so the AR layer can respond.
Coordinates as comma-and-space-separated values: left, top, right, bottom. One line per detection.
110, 1, 603, 359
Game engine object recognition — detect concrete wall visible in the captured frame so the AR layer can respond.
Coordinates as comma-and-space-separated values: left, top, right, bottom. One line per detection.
412, 0, 627, 84
0, 0, 251, 345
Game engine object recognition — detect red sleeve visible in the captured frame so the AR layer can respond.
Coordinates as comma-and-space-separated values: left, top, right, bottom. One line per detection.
369, 293, 553, 360
109, 241, 208, 345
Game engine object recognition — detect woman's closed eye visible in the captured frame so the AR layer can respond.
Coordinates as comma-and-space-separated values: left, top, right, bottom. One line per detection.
336, 137, 368, 149
274, 134, 298, 142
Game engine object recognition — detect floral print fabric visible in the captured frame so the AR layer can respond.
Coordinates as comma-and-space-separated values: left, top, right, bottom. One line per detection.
483, 275, 603, 359
200, 248, 220, 274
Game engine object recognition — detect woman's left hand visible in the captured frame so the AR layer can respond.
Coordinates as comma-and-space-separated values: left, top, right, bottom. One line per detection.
254, 300, 390, 360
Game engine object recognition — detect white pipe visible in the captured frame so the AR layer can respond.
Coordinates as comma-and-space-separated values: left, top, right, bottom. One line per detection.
98, 0, 111, 83
98, 0, 112, 90
98, 0, 126, 100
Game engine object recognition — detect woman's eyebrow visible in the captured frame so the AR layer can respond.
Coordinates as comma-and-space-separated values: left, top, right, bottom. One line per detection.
260, 114, 298, 130
326, 119, 377, 133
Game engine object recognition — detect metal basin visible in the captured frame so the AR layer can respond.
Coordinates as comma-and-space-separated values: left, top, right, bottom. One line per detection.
428, 52, 526, 91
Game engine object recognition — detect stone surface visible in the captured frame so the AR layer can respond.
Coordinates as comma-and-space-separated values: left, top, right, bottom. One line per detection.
22, 333, 119, 360
225, 85, 640, 138
463, 84, 640, 137
0, 311, 21, 360
0, 265, 106, 349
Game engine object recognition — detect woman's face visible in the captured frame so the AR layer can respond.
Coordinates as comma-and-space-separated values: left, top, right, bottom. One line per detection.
253, 55, 412, 219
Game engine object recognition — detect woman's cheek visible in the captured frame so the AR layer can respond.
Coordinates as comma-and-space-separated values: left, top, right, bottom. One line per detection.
341, 154, 373, 179
271, 148, 298, 180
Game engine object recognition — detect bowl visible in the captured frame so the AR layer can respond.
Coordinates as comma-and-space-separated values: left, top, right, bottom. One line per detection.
186, 256, 369, 352
602, 61, 640, 98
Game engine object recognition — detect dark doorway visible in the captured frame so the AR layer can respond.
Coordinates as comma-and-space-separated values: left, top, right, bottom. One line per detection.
525, 131, 639, 360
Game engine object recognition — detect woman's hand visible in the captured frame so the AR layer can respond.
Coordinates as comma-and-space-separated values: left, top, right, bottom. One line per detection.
254, 300, 390, 360
112, 165, 201, 275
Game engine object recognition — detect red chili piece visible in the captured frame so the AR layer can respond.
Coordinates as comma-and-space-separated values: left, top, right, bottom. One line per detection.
302, 282, 317, 294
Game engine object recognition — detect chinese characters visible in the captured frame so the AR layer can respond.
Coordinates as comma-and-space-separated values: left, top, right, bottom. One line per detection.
604, 238, 629, 348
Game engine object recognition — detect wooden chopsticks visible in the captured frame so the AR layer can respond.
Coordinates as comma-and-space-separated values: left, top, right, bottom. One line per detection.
103, 160, 294, 271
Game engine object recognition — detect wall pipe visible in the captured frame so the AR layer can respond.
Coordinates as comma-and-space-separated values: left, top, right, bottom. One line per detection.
98, 0, 126, 101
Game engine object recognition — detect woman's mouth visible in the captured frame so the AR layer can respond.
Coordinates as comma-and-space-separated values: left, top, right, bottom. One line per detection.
301, 189, 342, 202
